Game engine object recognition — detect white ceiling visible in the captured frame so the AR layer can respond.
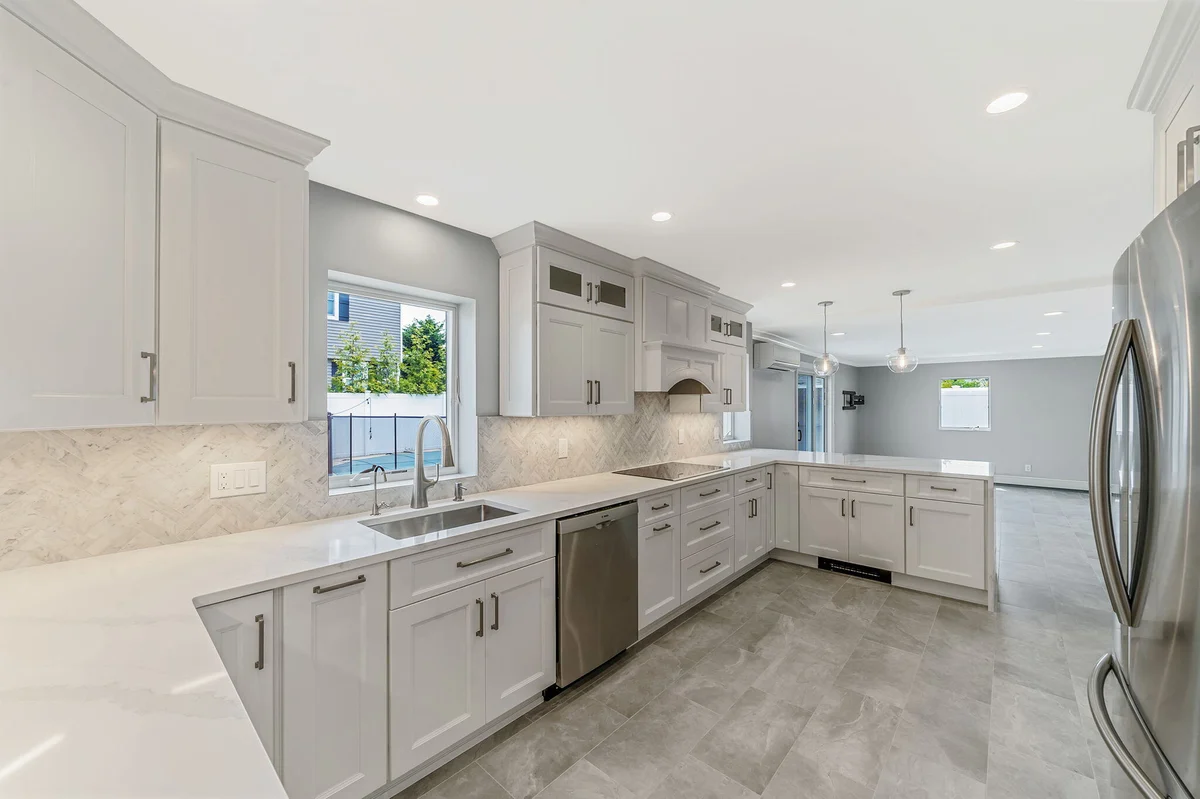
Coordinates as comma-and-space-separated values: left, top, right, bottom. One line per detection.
76, 0, 1163, 366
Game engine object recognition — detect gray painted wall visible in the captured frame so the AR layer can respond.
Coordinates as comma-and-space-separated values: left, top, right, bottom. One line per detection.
832, 364, 861, 453
308, 183, 500, 417
854, 356, 1101, 482
748, 354, 861, 454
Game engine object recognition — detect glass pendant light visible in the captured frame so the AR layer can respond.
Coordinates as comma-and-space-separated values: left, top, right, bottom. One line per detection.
887, 289, 918, 373
814, 300, 840, 377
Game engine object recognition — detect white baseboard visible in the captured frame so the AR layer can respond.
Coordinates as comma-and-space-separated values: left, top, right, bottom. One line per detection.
995, 475, 1087, 491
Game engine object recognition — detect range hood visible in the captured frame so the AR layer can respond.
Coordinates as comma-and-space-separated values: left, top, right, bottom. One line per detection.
753, 340, 808, 371
643, 342, 717, 395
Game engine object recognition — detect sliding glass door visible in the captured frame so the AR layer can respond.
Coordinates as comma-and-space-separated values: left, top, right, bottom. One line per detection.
797, 374, 826, 453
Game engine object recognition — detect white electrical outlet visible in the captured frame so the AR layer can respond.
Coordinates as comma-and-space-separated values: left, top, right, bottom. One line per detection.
678, 428, 685, 445
557, 438, 568, 459
714, 426, 721, 441
211, 462, 267, 498
1024, 464, 1032, 473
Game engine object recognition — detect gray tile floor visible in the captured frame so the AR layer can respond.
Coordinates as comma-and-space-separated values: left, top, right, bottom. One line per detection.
402, 486, 1131, 798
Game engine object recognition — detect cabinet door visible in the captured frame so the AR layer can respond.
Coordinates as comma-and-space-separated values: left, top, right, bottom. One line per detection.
536, 246, 593, 315
724, 311, 747, 349
389, 584, 486, 778
847, 491, 905, 573
591, 316, 635, 415
638, 520, 681, 630
745, 490, 768, 565
706, 309, 728, 348
642, 278, 708, 347
159, 120, 307, 425
734, 492, 753, 572
798, 486, 849, 559
763, 468, 777, 549
723, 351, 748, 412
591, 263, 635, 323
198, 592, 276, 767
484, 559, 556, 720
283, 564, 387, 799
536, 304, 592, 416
0, 9, 156, 431
905, 499, 985, 589
774, 465, 800, 552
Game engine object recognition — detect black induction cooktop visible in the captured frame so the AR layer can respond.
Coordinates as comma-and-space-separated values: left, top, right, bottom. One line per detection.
613, 461, 729, 481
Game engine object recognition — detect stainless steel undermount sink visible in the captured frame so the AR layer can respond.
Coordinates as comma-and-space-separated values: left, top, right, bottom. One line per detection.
362, 502, 519, 540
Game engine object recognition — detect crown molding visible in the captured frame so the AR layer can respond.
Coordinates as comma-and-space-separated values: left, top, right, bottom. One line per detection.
0, 0, 329, 165
491, 221, 634, 274
752, 330, 869, 368
1128, 0, 1200, 113
633, 257, 721, 297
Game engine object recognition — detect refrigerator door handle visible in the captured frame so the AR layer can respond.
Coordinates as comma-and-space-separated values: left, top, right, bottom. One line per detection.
1089, 653, 1191, 799
1089, 320, 1139, 628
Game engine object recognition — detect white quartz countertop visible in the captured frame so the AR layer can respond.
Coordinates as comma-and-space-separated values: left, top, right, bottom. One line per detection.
0, 449, 991, 798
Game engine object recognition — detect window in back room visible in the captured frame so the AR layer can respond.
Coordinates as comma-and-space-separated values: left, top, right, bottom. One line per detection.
326, 284, 456, 488
939, 376, 990, 431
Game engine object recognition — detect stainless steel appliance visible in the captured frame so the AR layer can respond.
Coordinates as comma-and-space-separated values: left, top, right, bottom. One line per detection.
555, 502, 638, 688
1088, 182, 1200, 798
613, 461, 727, 481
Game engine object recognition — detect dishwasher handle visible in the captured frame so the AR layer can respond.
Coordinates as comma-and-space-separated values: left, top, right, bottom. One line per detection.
557, 501, 639, 535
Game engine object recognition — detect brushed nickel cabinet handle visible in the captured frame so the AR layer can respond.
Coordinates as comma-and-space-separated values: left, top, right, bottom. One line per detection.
930, 485, 957, 492
830, 477, 866, 484
652, 523, 672, 532
313, 574, 365, 594
288, 361, 296, 404
700, 561, 721, 574
767, 472, 772, 489
700, 520, 721, 531
841, 498, 846, 517
909, 506, 914, 526
850, 499, 856, 518
476, 598, 484, 637
491, 592, 500, 631
586, 379, 593, 405
587, 281, 593, 303
140, 351, 157, 403
595, 380, 601, 405
651, 503, 670, 511
744, 477, 758, 484
699, 489, 720, 497
457, 548, 514, 569
254, 614, 265, 670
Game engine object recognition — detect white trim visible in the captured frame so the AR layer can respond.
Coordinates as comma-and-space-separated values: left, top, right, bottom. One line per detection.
1129, 0, 1200, 112
994, 475, 1088, 491
490, 221, 633, 275
632, 257, 721, 297
938, 377, 991, 432
0, 0, 329, 165
326, 291, 345, 321
752, 330, 870, 368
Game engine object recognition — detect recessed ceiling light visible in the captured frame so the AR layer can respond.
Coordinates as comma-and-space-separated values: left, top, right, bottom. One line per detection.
781, 281, 796, 288
651, 211, 672, 222
1036, 331, 1051, 336
415, 194, 439, 206
986, 91, 1028, 114
1044, 311, 1064, 316
990, 241, 1018, 250
831, 332, 846, 336
1032, 344, 1044, 349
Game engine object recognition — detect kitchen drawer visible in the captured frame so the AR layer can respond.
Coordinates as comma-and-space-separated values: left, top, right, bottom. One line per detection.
800, 467, 903, 496
734, 468, 766, 495
389, 521, 555, 609
681, 536, 735, 603
680, 503, 734, 559
681, 476, 733, 513
905, 474, 985, 505
638, 489, 681, 526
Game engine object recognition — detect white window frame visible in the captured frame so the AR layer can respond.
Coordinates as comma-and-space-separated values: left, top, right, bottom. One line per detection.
327, 291, 346, 321
938, 376, 991, 432
327, 280, 459, 489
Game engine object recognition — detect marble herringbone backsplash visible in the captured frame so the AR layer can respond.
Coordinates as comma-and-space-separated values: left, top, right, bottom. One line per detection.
0, 394, 745, 571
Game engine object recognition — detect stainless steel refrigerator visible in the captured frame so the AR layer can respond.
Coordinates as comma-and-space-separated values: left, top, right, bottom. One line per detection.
1088, 182, 1200, 799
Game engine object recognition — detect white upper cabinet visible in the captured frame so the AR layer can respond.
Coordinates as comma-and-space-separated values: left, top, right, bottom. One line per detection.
535, 304, 593, 416
591, 315, 637, 415
537, 246, 634, 323
702, 351, 748, 413
641, 277, 710, 348
0, 8, 157, 431
158, 121, 308, 425
707, 305, 748, 349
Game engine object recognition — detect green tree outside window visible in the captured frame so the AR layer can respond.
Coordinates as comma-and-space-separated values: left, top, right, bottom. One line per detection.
940, 378, 989, 389
330, 323, 369, 393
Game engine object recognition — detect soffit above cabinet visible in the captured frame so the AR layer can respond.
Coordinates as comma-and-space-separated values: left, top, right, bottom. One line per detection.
0, 0, 329, 165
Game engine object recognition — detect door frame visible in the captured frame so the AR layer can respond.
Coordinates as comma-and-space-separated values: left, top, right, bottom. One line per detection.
795, 362, 834, 454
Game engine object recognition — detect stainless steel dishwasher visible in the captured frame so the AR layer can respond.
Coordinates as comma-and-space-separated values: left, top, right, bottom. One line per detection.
554, 501, 638, 689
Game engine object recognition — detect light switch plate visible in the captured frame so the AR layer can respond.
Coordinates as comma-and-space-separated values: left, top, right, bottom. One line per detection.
211, 461, 267, 498
678, 428, 685, 445
557, 438, 568, 459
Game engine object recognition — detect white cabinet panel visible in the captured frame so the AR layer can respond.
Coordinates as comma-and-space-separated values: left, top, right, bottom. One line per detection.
801, 467, 903, 496
159, 120, 307, 425
0, 9, 156, 431
773, 464, 800, 552
681, 536, 735, 602
735, 469, 766, 495
681, 504, 734, 559
681, 477, 734, 514
283, 564, 387, 799
536, 246, 634, 322
591, 316, 635, 415
641, 277, 709, 348
638, 519, 681, 629
536, 304, 592, 416
706, 306, 747, 349
847, 491, 905, 573
764, 467, 777, 550
905, 499, 985, 590
638, 489, 680, 526
484, 559, 556, 720
735, 488, 767, 572
389, 583, 486, 778
798, 486, 849, 559
198, 592, 276, 767
702, 351, 748, 412
904, 474, 985, 505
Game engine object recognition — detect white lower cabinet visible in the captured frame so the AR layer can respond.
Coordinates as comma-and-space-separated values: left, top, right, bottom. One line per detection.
197, 591, 277, 768
638, 519, 681, 629
906, 499, 986, 589
773, 464, 800, 551
764, 467, 777, 549
389, 559, 556, 780
847, 492, 905, 572
681, 536, 735, 602
798, 486, 849, 559
282, 563, 388, 799
735, 488, 766, 572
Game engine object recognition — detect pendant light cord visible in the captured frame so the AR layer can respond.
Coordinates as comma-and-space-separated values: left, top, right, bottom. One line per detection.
899, 292, 905, 349
823, 304, 829, 353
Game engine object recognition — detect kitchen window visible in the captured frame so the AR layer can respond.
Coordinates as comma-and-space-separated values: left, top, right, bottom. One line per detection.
939, 376, 990, 431
327, 282, 458, 489
327, 291, 348, 321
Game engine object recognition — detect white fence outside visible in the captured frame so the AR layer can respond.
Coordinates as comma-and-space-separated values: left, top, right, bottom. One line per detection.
327, 393, 448, 463
939, 386, 990, 430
